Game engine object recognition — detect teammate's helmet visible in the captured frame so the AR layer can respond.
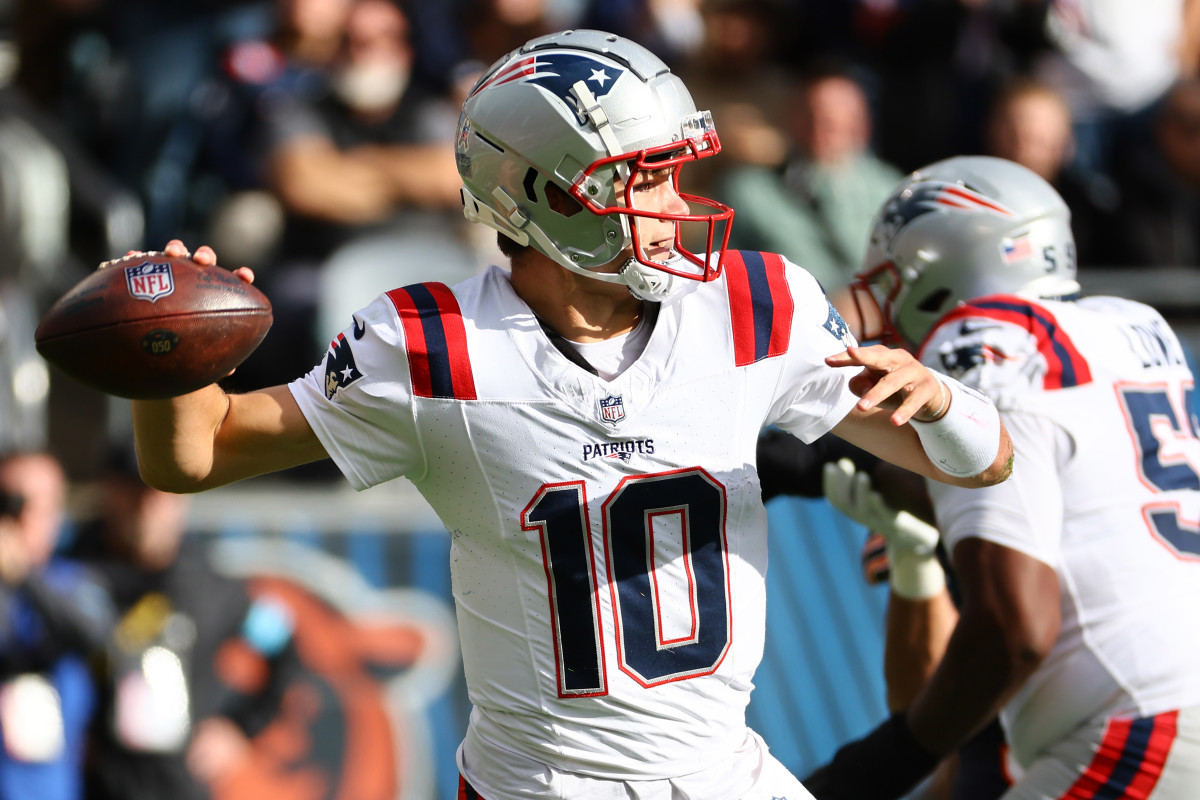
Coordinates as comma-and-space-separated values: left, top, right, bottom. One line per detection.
456, 29, 733, 301
853, 155, 1080, 348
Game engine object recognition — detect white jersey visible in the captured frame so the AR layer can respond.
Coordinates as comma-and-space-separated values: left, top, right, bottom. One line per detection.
289, 252, 860, 786
919, 293, 1200, 769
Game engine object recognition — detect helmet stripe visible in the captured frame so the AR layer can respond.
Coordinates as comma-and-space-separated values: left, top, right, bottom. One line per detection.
937, 186, 1014, 216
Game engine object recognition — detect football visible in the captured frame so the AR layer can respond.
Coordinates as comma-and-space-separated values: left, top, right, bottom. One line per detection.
35, 253, 273, 399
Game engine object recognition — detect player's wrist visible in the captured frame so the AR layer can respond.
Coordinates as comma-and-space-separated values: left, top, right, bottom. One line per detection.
913, 378, 948, 423
911, 374, 1002, 478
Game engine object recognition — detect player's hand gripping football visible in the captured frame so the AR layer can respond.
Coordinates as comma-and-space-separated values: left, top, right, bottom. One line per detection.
100, 239, 256, 286
825, 345, 947, 426
822, 458, 945, 600
36, 239, 270, 399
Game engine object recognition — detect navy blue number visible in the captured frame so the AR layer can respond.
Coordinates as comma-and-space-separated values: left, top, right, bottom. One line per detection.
1118, 385, 1200, 558
604, 469, 731, 687
523, 483, 607, 696
524, 469, 731, 697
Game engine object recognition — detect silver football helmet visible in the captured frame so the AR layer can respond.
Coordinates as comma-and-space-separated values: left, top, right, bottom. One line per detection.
853, 155, 1080, 348
456, 29, 733, 301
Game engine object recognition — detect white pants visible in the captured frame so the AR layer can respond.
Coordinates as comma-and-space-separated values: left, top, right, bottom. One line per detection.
1004, 705, 1200, 799
457, 728, 813, 800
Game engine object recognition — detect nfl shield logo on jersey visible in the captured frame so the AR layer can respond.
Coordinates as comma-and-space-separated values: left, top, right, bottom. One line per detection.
598, 395, 625, 425
125, 262, 175, 302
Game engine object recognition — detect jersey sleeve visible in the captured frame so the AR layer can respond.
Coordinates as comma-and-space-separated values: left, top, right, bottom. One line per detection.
764, 260, 860, 443
928, 409, 1068, 566
289, 293, 425, 490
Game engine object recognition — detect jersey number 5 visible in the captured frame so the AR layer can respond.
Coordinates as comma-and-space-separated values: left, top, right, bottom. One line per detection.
1118, 383, 1200, 560
523, 468, 733, 698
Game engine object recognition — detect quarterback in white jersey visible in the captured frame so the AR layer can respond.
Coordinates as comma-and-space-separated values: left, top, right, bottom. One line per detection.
123, 33, 1012, 800
804, 156, 1200, 800
293, 251, 864, 789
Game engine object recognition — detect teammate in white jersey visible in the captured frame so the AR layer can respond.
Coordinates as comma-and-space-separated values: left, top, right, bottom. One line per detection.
123, 32, 1012, 800
803, 155, 1200, 800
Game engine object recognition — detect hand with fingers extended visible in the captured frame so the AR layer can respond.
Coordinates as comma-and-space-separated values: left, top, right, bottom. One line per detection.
822, 458, 945, 600
826, 345, 948, 426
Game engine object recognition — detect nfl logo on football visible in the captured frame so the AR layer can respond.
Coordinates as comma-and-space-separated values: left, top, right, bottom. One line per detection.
598, 395, 625, 425
125, 262, 175, 302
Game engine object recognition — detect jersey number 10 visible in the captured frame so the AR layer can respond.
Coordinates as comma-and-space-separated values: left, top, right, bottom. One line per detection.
523, 467, 734, 698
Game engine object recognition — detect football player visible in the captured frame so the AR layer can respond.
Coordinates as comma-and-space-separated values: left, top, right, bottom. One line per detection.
124, 32, 1011, 800
804, 156, 1200, 799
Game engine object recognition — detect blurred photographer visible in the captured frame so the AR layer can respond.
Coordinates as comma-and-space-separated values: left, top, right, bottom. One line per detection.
0, 451, 114, 800
69, 446, 298, 800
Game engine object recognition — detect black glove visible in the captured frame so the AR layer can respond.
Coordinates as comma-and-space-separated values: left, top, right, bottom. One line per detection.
802, 712, 941, 800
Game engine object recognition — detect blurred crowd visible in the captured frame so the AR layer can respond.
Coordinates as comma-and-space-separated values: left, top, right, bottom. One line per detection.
0, 446, 299, 800
0, 0, 1198, 473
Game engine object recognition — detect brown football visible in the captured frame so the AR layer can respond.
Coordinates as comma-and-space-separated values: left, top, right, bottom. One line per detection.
34, 253, 273, 399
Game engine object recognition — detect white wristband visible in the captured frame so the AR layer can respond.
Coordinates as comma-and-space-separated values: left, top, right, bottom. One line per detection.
911, 374, 1002, 478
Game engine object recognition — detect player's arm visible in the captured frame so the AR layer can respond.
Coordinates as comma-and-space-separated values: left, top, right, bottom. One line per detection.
132, 383, 326, 493
804, 413, 1063, 800
131, 241, 328, 493
904, 538, 1059, 753
827, 345, 1013, 488
822, 458, 956, 710
802, 539, 1056, 800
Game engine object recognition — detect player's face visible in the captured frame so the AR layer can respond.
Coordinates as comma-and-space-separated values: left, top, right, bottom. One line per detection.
623, 166, 689, 262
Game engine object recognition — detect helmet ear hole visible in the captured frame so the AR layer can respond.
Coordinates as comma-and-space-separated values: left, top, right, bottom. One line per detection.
544, 181, 583, 217
522, 168, 539, 203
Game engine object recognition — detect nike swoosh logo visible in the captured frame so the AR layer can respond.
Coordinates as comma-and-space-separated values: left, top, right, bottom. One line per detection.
353, 316, 366, 340
958, 320, 998, 336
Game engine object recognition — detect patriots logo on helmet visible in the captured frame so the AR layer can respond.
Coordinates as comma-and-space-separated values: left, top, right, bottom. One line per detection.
470, 52, 624, 126
324, 333, 363, 400
878, 181, 1015, 249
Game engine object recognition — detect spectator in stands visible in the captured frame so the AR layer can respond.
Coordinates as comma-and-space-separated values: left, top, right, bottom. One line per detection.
982, 76, 1121, 267
0, 451, 111, 800
201, 0, 357, 272
717, 60, 903, 295
1030, 0, 1200, 177
233, 0, 473, 392
676, 0, 792, 181
1108, 76, 1200, 268
72, 447, 297, 800
579, 0, 706, 67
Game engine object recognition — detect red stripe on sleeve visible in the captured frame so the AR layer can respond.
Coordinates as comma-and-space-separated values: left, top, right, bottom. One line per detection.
390, 287, 434, 399
723, 251, 757, 366
762, 252, 793, 358
425, 282, 478, 400
935, 296, 1092, 389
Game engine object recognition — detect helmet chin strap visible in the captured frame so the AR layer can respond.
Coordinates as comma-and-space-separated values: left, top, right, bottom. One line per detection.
620, 252, 687, 301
